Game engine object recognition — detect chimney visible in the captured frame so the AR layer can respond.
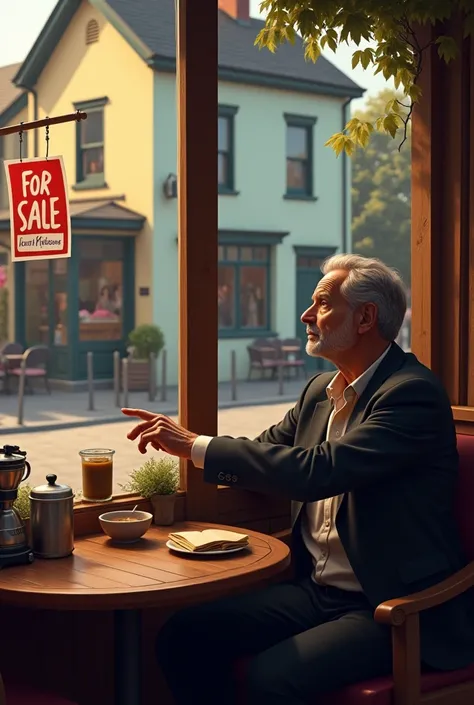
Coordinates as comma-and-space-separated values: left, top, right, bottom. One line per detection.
218, 0, 250, 22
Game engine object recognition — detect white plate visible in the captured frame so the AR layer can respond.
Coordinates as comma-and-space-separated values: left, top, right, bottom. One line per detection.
166, 539, 249, 556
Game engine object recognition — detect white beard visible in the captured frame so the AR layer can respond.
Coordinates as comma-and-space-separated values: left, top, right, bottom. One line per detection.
306, 313, 357, 358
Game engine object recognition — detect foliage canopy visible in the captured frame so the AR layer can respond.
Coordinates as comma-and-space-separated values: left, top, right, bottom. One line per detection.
256, 1, 471, 154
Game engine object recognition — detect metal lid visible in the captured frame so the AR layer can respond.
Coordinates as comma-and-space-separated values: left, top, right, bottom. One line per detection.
0, 445, 27, 469
30, 474, 73, 500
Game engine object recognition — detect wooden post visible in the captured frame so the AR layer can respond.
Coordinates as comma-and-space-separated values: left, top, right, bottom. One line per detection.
176, 0, 219, 520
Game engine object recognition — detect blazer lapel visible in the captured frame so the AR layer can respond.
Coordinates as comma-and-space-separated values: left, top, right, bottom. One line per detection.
346, 342, 407, 432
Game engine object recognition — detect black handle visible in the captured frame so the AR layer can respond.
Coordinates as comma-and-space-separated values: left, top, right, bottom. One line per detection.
46, 474, 57, 486
21, 460, 31, 483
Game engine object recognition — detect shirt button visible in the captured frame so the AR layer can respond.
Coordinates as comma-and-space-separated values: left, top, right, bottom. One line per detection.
325, 520, 330, 527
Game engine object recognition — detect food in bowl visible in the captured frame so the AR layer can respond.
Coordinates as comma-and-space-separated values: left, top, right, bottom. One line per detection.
99, 510, 152, 543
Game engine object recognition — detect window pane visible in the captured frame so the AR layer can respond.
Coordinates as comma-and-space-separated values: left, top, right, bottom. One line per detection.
82, 110, 103, 144
218, 245, 224, 261
78, 239, 124, 260
83, 146, 104, 176
218, 152, 228, 186
25, 260, 49, 345
218, 116, 229, 151
240, 267, 267, 328
287, 158, 307, 191
225, 246, 238, 261
297, 255, 309, 267
218, 266, 235, 329
79, 251, 123, 341
253, 247, 269, 261
53, 259, 68, 345
286, 125, 308, 159
309, 257, 323, 268
240, 247, 253, 261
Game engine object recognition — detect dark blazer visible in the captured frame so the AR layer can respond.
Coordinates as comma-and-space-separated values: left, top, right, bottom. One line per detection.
204, 343, 474, 670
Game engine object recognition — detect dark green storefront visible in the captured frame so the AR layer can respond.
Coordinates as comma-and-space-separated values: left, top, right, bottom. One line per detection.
9, 201, 145, 382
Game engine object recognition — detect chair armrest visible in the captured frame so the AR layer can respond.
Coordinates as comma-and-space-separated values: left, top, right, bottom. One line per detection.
375, 560, 474, 626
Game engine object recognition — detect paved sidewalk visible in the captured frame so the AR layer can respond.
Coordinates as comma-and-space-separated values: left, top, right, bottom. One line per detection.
0, 377, 306, 433
1, 403, 294, 494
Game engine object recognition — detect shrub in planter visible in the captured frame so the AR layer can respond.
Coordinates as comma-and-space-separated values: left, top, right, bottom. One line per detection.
126, 324, 165, 391
119, 457, 179, 526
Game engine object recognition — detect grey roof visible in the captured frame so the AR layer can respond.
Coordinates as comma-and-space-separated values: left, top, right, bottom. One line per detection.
0, 200, 146, 230
106, 0, 363, 95
0, 63, 23, 115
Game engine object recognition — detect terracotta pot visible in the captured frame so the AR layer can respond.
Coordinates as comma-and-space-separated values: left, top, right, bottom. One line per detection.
150, 493, 176, 526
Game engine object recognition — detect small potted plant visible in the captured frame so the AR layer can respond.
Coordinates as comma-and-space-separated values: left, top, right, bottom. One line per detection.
127, 323, 165, 391
13, 484, 31, 538
120, 457, 179, 525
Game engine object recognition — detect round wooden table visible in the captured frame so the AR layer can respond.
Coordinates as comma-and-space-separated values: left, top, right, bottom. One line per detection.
0, 521, 290, 705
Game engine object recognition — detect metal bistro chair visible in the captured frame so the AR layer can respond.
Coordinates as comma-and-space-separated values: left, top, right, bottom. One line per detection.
8, 346, 51, 395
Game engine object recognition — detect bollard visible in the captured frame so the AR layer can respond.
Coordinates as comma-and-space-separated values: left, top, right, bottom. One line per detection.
278, 361, 284, 396
113, 350, 121, 407
122, 357, 129, 408
160, 349, 167, 402
230, 350, 237, 401
149, 352, 157, 402
87, 351, 94, 411
17, 363, 26, 426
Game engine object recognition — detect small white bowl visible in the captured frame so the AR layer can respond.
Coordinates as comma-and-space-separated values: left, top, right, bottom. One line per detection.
99, 510, 153, 543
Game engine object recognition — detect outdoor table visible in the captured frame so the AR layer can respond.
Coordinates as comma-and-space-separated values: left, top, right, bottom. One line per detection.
0, 521, 290, 705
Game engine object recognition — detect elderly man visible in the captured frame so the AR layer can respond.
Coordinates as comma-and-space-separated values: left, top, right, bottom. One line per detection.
123, 254, 474, 705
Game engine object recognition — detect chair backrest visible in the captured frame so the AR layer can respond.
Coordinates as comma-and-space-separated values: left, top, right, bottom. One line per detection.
455, 434, 474, 562
23, 345, 49, 369
0, 342, 23, 355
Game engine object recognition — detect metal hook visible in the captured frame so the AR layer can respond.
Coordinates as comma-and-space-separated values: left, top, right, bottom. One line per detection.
19, 123, 24, 162
45, 119, 50, 160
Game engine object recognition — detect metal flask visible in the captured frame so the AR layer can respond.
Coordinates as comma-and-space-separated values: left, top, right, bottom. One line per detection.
30, 474, 74, 559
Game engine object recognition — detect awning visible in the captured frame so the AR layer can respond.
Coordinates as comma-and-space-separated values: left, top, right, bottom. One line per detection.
0, 198, 146, 235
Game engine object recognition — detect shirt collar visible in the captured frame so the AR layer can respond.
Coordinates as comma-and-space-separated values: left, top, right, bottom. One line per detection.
326, 344, 392, 404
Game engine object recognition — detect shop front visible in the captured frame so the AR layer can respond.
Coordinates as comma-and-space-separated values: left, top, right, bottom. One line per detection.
2, 199, 145, 382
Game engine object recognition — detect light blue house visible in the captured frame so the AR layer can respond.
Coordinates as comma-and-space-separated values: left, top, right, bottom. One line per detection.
1, 0, 363, 386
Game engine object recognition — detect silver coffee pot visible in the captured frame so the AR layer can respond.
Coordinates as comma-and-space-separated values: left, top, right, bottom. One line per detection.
30, 474, 74, 559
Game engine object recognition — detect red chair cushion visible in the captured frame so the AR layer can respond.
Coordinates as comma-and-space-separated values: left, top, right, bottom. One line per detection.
235, 659, 474, 704
4, 682, 78, 705
455, 434, 474, 562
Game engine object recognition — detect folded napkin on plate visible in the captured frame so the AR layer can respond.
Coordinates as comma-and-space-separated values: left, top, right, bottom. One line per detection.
168, 528, 249, 552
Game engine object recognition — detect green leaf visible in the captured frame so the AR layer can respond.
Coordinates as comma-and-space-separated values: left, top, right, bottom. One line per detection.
352, 50, 363, 69
436, 35, 458, 63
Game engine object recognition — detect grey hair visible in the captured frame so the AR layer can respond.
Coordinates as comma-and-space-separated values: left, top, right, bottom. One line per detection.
321, 254, 407, 341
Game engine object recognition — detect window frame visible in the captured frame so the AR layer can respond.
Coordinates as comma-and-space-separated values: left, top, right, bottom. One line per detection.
284, 113, 317, 200
73, 97, 109, 190
218, 242, 273, 338
218, 104, 239, 195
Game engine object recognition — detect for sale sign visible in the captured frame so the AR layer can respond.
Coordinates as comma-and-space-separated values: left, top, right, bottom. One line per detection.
4, 156, 71, 261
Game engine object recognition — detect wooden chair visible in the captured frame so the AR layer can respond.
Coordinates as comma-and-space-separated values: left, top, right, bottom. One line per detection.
237, 432, 474, 705
246, 343, 282, 380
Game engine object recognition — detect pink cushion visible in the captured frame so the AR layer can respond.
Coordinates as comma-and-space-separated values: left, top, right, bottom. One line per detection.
5, 682, 78, 705
10, 368, 46, 377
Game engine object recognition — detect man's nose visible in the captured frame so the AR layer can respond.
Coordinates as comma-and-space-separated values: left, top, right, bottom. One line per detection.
301, 304, 316, 324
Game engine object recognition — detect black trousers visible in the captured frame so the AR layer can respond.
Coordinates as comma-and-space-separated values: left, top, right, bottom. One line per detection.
156, 577, 393, 705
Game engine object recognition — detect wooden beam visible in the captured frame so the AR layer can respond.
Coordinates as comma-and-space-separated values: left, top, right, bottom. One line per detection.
0, 111, 87, 137
176, 0, 219, 520
411, 22, 472, 408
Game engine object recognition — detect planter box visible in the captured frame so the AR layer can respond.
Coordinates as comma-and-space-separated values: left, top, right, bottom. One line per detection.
127, 359, 150, 392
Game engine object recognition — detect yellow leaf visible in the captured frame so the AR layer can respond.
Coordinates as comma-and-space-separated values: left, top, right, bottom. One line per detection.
352, 50, 363, 69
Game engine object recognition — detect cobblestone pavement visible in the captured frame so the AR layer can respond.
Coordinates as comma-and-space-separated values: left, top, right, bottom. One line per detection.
0, 377, 307, 432
3, 402, 294, 495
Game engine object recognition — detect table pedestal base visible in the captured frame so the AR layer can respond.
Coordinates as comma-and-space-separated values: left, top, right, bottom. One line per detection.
114, 609, 142, 705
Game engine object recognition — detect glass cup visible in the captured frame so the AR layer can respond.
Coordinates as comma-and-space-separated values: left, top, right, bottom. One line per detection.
79, 448, 115, 502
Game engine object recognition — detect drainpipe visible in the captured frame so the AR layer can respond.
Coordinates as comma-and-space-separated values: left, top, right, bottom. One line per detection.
341, 97, 352, 253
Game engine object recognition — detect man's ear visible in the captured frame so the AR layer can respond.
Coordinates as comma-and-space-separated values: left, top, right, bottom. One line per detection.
357, 303, 377, 334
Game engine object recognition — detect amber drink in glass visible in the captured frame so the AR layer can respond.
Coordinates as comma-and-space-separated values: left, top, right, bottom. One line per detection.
79, 448, 115, 502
